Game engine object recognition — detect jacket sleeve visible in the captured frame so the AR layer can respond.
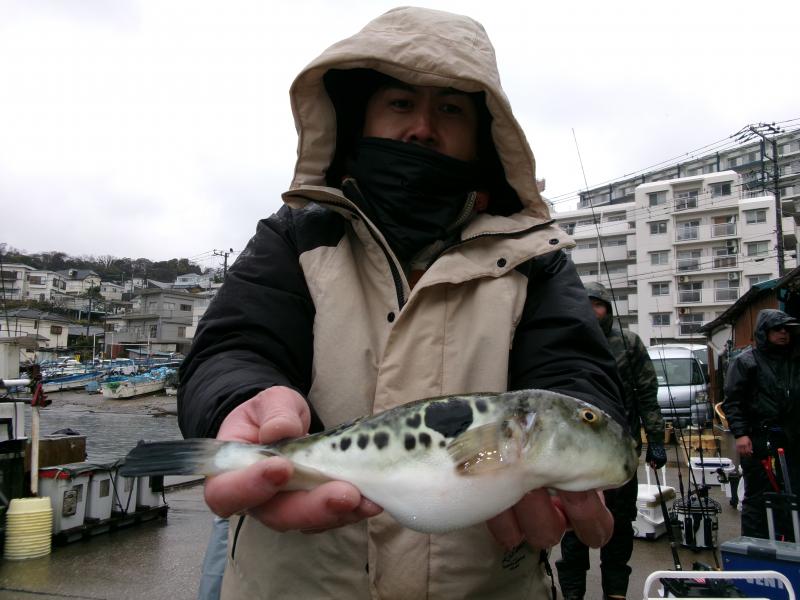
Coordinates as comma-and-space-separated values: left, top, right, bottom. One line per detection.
629, 332, 664, 444
723, 352, 756, 439
508, 250, 627, 429
177, 207, 317, 438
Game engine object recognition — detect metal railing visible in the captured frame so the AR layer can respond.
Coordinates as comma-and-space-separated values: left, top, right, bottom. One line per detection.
712, 255, 737, 269
676, 227, 699, 241
711, 223, 736, 237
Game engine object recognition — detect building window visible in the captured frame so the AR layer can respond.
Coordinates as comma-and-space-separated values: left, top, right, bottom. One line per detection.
710, 182, 732, 197
651, 282, 670, 296
50, 325, 61, 335
180, 303, 192, 311
606, 214, 626, 222
650, 251, 669, 265
652, 313, 670, 326
748, 274, 770, 287
676, 220, 700, 241
29, 276, 44, 285
576, 241, 598, 249
744, 209, 767, 224
560, 223, 575, 234
649, 221, 667, 235
177, 326, 186, 337
746, 241, 769, 257
149, 325, 158, 338
675, 190, 699, 211
648, 191, 667, 207
677, 249, 702, 272
601, 238, 626, 247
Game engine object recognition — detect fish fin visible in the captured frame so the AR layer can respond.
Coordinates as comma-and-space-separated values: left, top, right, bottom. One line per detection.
119, 439, 272, 477
447, 418, 527, 476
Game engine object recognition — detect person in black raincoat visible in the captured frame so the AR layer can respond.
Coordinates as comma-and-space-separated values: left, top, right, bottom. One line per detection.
723, 308, 800, 540
556, 282, 666, 600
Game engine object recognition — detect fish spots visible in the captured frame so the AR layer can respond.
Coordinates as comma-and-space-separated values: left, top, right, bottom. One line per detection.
404, 434, 416, 451
424, 399, 473, 438
405, 413, 421, 428
374, 432, 389, 449
475, 399, 487, 413
357, 434, 369, 449
331, 442, 337, 450
419, 432, 431, 448
340, 437, 351, 451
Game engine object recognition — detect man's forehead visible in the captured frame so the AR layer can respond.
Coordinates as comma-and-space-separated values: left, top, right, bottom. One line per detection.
376, 80, 469, 96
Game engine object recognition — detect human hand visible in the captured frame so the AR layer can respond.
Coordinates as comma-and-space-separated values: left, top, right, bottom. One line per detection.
203, 386, 382, 532
735, 435, 753, 457
486, 488, 612, 550
646, 443, 668, 469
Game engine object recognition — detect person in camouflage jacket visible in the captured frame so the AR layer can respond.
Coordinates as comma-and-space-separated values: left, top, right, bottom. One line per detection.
557, 281, 666, 600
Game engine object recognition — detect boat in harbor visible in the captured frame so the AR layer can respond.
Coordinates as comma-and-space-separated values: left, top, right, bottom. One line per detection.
42, 370, 104, 393
100, 367, 175, 399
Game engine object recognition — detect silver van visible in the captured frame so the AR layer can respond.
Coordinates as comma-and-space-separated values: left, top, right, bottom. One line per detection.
647, 345, 711, 425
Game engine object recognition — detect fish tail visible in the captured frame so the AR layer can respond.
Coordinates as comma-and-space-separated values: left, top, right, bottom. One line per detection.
119, 438, 238, 477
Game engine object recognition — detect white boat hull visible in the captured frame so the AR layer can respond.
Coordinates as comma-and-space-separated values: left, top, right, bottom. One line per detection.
101, 379, 166, 399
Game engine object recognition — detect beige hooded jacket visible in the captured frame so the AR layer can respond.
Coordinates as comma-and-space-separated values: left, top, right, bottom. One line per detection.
176, 6, 624, 599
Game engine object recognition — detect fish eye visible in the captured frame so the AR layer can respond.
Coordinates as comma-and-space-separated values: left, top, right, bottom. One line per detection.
580, 409, 598, 423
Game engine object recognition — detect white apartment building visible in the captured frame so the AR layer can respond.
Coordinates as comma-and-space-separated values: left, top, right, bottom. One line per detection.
0, 263, 35, 302
557, 171, 798, 345
577, 128, 800, 212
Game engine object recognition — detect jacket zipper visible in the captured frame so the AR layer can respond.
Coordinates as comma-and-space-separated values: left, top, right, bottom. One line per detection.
304, 183, 407, 310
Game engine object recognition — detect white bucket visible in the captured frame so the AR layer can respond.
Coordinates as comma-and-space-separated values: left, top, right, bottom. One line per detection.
4, 497, 53, 560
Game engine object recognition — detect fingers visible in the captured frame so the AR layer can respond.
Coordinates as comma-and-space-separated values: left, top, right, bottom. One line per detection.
217, 386, 310, 444
512, 489, 567, 549
557, 490, 613, 548
248, 481, 383, 533
487, 489, 567, 551
486, 509, 524, 551
204, 457, 293, 518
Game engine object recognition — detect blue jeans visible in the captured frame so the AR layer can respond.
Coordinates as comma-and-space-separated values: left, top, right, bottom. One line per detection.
198, 517, 229, 600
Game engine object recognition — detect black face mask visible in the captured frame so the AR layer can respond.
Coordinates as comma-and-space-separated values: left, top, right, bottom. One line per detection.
346, 138, 480, 261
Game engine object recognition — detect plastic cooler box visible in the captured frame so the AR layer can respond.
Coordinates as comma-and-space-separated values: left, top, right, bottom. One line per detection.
85, 462, 117, 522
634, 467, 676, 540
38, 462, 94, 533
112, 464, 138, 514
137, 475, 165, 509
688, 456, 736, 486
722, 536, 800, 599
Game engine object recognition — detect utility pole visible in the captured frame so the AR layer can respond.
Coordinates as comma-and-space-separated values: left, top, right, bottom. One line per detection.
213, 248, 235, 279
733, 123, 786, 276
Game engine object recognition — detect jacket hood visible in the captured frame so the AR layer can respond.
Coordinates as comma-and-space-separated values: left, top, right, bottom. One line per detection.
585, 281, 614, 335
285, 6, 550, 223
754, 308, 799, 351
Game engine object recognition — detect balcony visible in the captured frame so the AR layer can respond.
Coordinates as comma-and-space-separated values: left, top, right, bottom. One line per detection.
678, 290, 702, 303
676, 227, 699, 241
714, 288, 740, 302
711, 223, 737, 237
712, 255, 737, 269
678, 322, 704, 336
677, 258, 701, 272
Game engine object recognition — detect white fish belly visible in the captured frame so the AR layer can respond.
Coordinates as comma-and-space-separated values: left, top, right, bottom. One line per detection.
349, 463, 530, 533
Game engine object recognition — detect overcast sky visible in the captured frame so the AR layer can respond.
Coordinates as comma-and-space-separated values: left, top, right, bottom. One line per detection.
2, 0, 798, 270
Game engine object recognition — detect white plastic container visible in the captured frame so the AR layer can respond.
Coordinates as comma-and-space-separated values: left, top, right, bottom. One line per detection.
136, 475, 165, 509
112, 469, 138, 514
85, 465, 115, 522
688, 456, 736, 486
38, 463, 93, 534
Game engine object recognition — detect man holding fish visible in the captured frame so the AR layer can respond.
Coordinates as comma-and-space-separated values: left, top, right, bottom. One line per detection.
176, 7, 632, 598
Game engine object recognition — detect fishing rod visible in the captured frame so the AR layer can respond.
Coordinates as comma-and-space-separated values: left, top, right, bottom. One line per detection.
572, 130, 722, 570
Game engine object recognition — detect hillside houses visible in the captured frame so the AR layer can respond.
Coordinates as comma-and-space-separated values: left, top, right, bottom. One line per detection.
0, 263, 222, 362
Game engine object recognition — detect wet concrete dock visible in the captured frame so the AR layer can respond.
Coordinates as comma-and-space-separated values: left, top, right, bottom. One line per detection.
0, 391, 754, 598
